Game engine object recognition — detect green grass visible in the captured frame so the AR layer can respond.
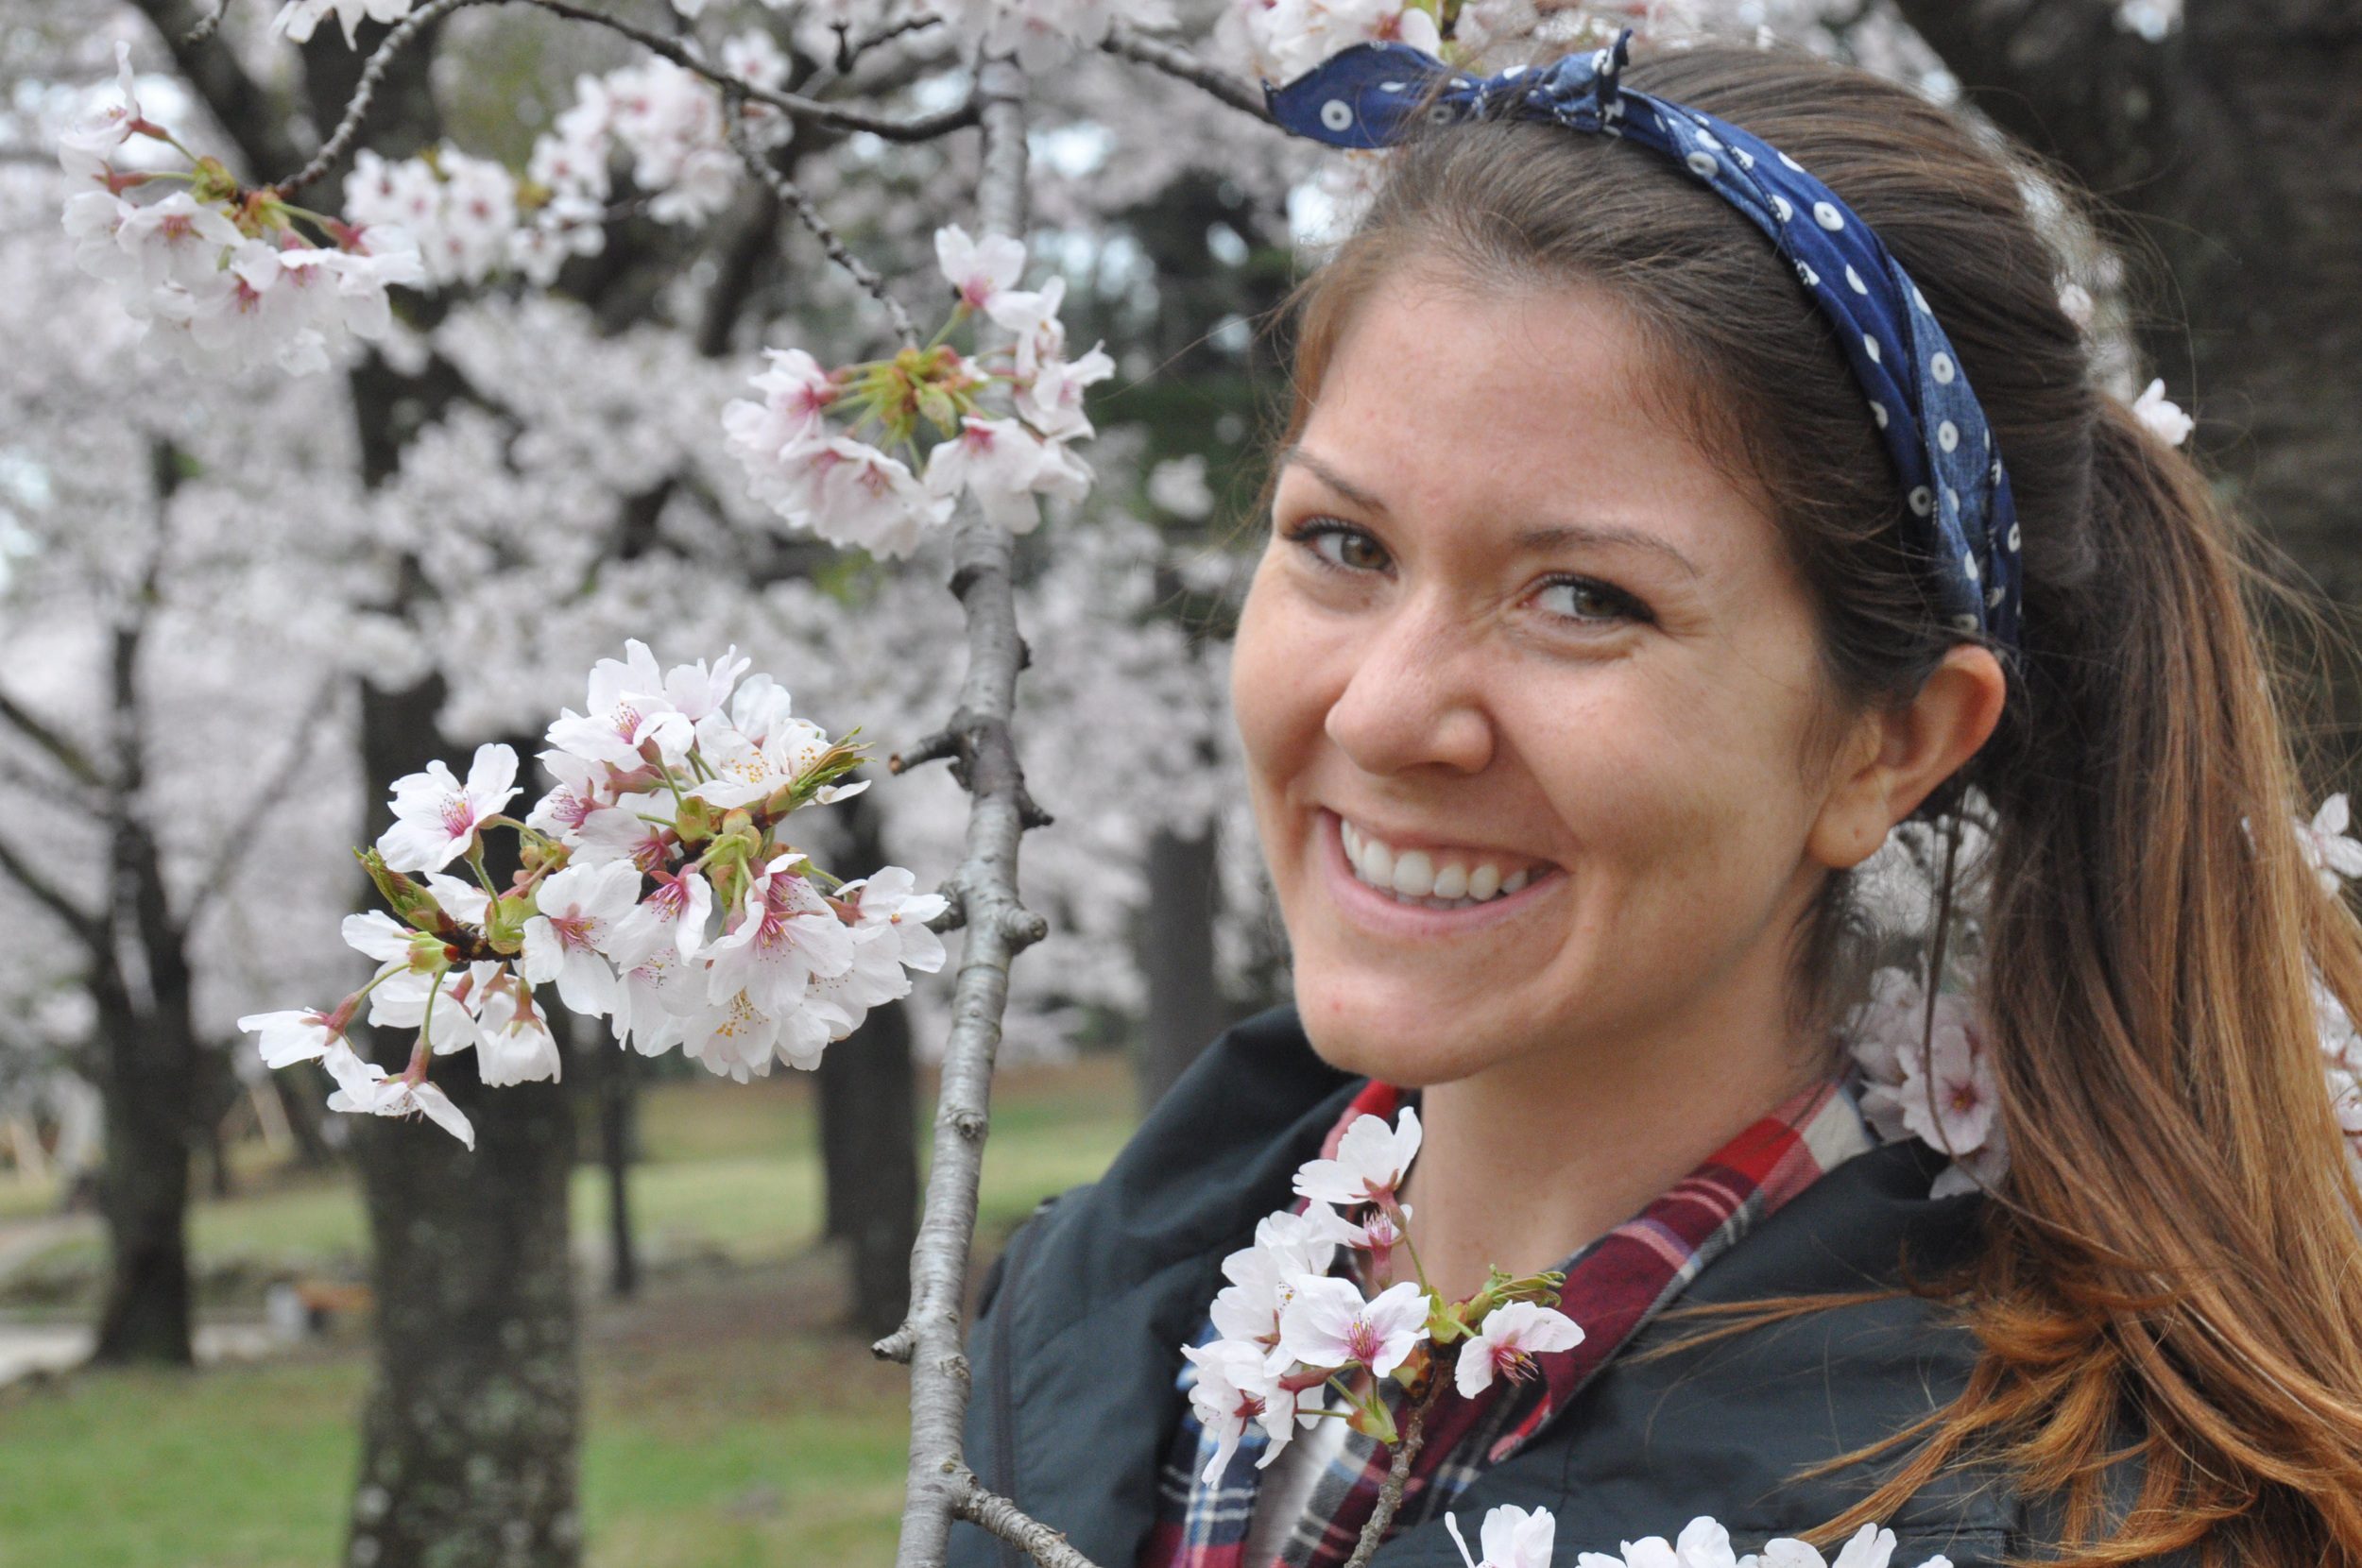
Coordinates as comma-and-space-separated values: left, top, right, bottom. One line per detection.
0, 1056, 1136, 1568
2, 1057, 1136, 1304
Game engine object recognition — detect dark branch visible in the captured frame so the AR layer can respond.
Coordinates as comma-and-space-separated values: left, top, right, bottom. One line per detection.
1101, 23, 1271, 120
126, 0, 310, 179
725, 106, 922, 348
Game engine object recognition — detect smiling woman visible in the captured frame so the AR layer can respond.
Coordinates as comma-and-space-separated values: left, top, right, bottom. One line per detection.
951, 36, 2362, 1568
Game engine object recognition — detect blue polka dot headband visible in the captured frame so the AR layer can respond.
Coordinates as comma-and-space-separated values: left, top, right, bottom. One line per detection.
1266, 32, 2024, 655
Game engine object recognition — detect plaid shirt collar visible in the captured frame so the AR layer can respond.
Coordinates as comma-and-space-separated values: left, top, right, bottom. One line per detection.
1141, 1076, 1873, 1568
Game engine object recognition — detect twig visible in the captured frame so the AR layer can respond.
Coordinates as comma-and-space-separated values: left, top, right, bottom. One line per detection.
886, 50, 1071, 1568
511, 0, 980, 140
276, 0, 981, 196
1100, 23, 1271, 121
838, 13, 942, 76
951, 1470, 1103, 1568
181, 0, 231, 44
181, 674, 345, 928
272, 0, 489, 196
724, 107, 920, 349
1339, 1389, 1438, 1568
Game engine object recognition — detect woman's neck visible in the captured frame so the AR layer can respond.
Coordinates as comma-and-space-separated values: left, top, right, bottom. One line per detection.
1393, 1009, 1823, 1304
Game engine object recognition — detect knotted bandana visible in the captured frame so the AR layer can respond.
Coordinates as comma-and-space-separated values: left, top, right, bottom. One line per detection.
1265, 33, 2024, 654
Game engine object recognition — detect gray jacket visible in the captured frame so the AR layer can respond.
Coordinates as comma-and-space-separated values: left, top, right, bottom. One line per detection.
953, 1007, 2170, 1567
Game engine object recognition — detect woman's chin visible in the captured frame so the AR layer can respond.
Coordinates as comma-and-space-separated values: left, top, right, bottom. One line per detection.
1290, 972, 1519, 1088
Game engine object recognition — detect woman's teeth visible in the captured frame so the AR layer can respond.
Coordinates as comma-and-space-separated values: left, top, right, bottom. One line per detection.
1339, 817, 1537, 911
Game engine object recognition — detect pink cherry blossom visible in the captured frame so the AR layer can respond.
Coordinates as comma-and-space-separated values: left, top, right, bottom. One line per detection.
1210, 1208, 1339, 1346
238, 1006, 354, 1069
934, 225, 1027, 313
1292, 1105, 1422, 1207
702, 853, 856, 1015
522, 860, 640, 1016
377, 741, 521, 872
1455, 1301, 1585, 1397
1277, 1276, 1429, 1378
1180, 1338, 1307, 1486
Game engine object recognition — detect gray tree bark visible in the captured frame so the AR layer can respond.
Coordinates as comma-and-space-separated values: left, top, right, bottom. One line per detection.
817, 793, 919, 1338
1136, 825, 1225, 1113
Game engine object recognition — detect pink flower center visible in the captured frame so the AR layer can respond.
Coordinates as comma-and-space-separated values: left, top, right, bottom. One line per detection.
1491, 1344, 1539, 1386
554, 912, 596, 952
1228, 1389, 1267, 1424
1344, 1318, 1385, 1366
439, 796, 478, 839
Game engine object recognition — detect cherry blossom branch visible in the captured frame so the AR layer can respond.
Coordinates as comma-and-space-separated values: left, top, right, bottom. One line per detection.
1339, 1386, 1440, 1568
276, 0, 982, 196
724, 107, 919, 349
1101, 23, 1272, 121
951, 1468, 1102, 1568
881, 51, 1077, 1568
272, 0, 487, 196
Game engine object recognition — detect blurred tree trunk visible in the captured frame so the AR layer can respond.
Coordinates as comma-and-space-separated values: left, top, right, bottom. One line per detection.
346, 1071, 580, 1568
345, 681, 584, 1568
590, 1016, 639, 1301
815, 793, 918, 1338
1892, 0, 2362, 741
1136, 825, 1226, 1113
87, 962, 196, 1366
90, 449, 202, 1367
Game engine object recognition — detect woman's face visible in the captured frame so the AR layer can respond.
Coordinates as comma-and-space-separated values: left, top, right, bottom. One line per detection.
1232, 268, 1863, 1089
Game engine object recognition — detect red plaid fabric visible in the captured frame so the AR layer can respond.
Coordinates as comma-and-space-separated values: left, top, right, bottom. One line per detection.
1140, 1077, 1869, 1568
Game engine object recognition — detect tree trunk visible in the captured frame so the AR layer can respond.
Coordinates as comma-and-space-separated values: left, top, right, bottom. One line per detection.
88, 970, 195, 1367
1136, 825, 1226, 1113
1890, 0, 2362, 741
814, 793, 918, 1338
345, 1067, 581, 1568
346, 678, 582, 1568
598, 1036, 638, 1301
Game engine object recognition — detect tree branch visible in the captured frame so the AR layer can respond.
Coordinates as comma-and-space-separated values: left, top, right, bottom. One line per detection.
0, 688, 106, 791
1101, 23, 1272, 121
126, 0, 310, 179
0, 835, 106, 953
1339, 1385, 1440, 1568
278, 0, 982, 196
180, 674, 344, 929
725, 107, 921, 349
885, 50, 1074, 1568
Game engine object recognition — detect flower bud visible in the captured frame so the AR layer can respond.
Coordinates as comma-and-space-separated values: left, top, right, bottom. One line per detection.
356, 848, 457, 935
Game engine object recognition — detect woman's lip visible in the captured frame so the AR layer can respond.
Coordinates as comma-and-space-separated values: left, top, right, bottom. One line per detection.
1314, 808, 1562, 938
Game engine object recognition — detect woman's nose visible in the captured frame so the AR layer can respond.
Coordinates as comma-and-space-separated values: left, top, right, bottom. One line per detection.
1322, 595, 1496, 779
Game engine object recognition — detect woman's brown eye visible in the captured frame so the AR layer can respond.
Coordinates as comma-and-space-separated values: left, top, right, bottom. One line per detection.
1302, 522, 1390, 572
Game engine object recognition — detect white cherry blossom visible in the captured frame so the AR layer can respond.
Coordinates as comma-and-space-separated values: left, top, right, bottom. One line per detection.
1277, 1275, 1429, 1377
1180, 1337, 1307, 1486
328, 1067, 477, 1150
1448, 1504, 1556, 1568
376, 741, 522, 872
935, 225, 1028, 313
702, 853, 856, 1015
522, 861, 639, 1016
271, 0, 419, 46
475, 980, 564, 1086
1455, 1301, 1585, 1397
1292, 1104, 1422, 1207
2295, 793, 2362, 895
2130, 377, 2194, 448
1210, 1207, 1339, 1346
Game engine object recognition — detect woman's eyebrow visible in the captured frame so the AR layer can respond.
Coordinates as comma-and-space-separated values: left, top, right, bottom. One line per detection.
1276, 445, 1390, 516
1514, 523, 1702, 579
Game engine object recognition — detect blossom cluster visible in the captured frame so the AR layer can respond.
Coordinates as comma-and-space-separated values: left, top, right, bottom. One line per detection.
722, 227, 1111, 558
1229, 0, 1445, 83
1843, 968, 2006, 1200
1182, 1105, 1585, 1482
1445, 1502, 1955, 1568
238, 643, 947, 1149
59, 44, 421, 376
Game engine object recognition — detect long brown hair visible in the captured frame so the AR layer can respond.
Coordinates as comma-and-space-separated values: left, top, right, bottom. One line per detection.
1268, 41, 2362, 1567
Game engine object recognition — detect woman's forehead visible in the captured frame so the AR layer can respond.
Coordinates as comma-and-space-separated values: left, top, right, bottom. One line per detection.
1290, 277, 1781, 580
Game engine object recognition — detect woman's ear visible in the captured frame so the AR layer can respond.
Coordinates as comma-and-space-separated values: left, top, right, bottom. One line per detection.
1807, 644, 2008, 870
